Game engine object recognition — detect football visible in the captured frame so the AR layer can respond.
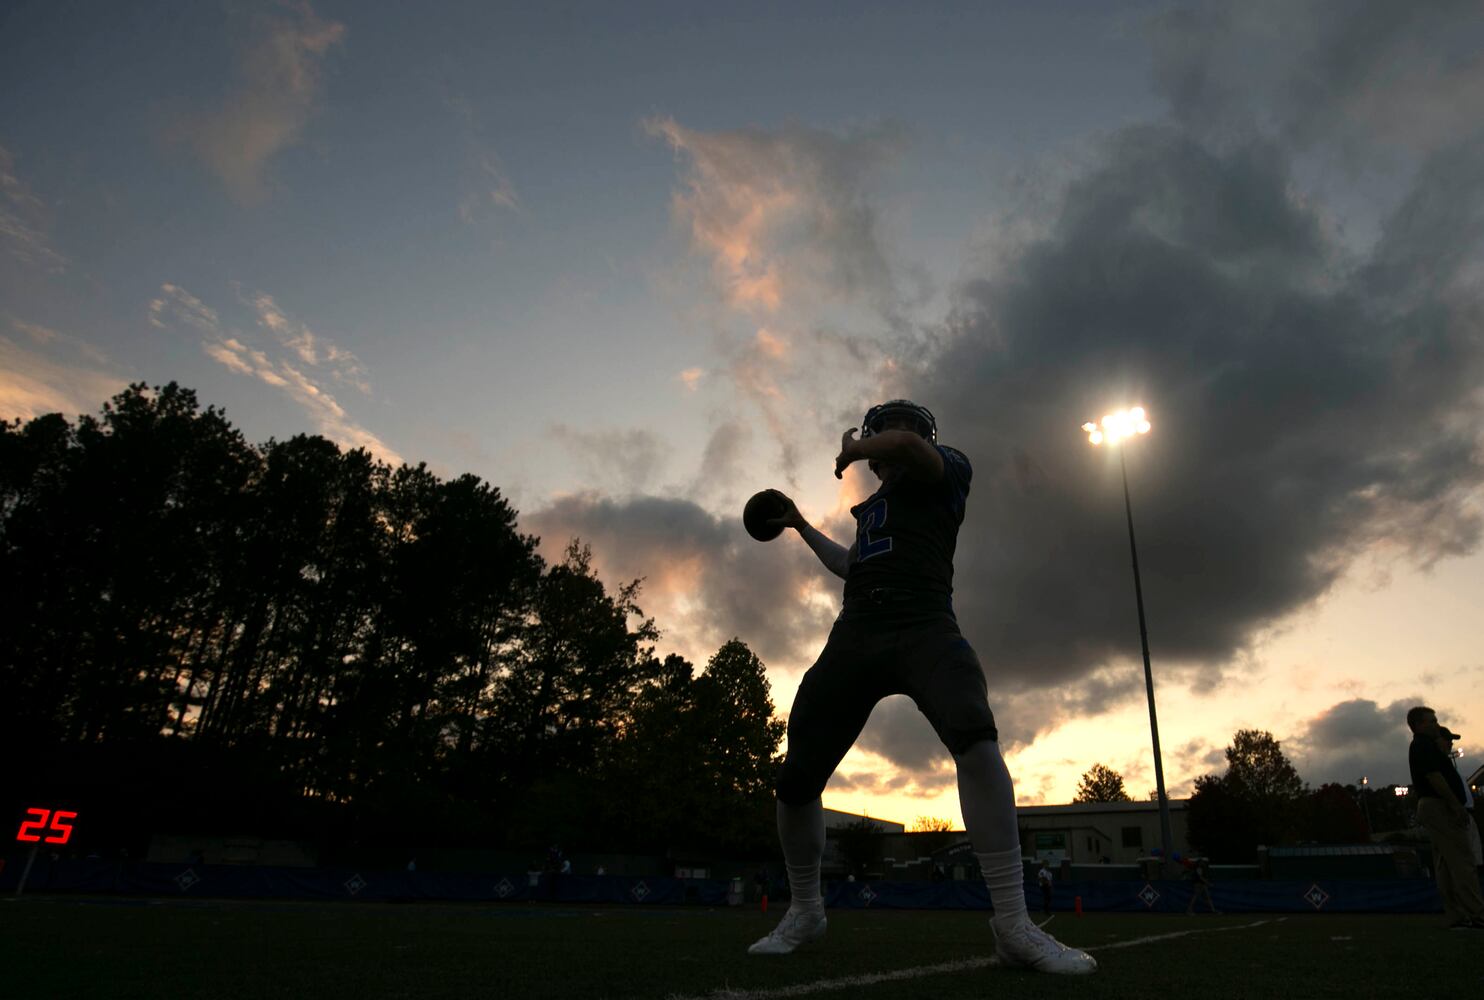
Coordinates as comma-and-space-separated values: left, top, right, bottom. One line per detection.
743, 490, 788, 542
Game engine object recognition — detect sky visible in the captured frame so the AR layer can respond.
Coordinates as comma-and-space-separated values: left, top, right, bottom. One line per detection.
4, 1, 1483, 826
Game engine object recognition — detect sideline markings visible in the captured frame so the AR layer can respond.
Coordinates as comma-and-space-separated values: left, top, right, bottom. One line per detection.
666, 917, 1277, 1000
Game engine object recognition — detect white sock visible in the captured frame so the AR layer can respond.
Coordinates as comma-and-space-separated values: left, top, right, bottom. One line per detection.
777, 798, 825, 911
975, 845, 1030, 930
954, 740, 1029, 929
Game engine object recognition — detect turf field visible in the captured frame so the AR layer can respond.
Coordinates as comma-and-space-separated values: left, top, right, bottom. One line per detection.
2, 896, 1479, 999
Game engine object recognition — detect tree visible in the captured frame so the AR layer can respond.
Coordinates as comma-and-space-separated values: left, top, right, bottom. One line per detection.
1186, 773, 1252, 861
489, 539, 661, 848
599, 639, 786, 854
1224, 729, 1306, 803
1186, 729, 1307, 861
910, 817, 956, 833
1074, 764, 1132, 803
1297, 784, 1370, 844
0, 382, 792, 857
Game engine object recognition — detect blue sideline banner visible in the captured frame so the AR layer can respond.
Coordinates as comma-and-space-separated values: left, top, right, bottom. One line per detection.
0, 857, 1444, 914
823, 877, 1442, 914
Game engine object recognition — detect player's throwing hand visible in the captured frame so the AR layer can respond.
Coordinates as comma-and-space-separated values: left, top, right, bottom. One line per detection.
834, 428, 861, 479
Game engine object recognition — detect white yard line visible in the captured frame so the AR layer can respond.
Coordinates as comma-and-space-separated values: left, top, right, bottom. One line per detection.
666, 957, 1000, 1000
666, 917, 1277, 1000
1086, 917, 1276, 952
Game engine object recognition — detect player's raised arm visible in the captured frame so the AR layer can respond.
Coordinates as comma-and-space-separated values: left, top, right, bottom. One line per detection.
763, 489, 852, 580
835, 427, 944, 481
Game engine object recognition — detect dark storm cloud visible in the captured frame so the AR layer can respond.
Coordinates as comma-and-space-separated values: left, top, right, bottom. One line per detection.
1151, 1, 1484, 155
1287, 697, 1421, 787
845, 3, 1484, 783
911, 108, 1484, 699
525, 492, 837, 669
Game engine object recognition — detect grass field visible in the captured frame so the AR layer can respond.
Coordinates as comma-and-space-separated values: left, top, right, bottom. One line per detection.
3, 896, 1480, 999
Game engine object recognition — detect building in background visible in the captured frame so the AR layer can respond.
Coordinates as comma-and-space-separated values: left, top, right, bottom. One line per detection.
823, 808, 905, 833
1017, 800, 1192, 863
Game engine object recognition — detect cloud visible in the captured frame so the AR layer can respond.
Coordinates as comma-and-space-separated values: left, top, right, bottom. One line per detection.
689, 420, 752, 502
549, 424, 668, 496
148, 283, 219, 334
446, 94, 520, 224
149, 283, 401, 465
649, 116, 914, 481
173, 3, 345, 203
619, 4, 1484, 788
540, 9, 1484, 795
826, 752, 957, 801
524, 492, 838, 670
0, 329, 128, 423
647, 115, 908, 319
247, 290, 369, 393
0, 144, 67, 272
1285, 697, 1423, 787
895, 21, 1484, 711
11, 317, 109, 366
1150, 2, 1484, 158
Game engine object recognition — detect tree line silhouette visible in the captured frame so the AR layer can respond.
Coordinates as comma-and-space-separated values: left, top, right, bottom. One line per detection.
1, 383, 783, 858
1077, 731, 1415, 861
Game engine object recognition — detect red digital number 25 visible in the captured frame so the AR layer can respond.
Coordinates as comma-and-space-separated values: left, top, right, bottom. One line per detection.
15, 808, 77, 845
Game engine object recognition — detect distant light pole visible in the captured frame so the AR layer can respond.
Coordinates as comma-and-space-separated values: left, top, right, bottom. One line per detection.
1081, 407, 1174, 870
1358, 776, 1372, 836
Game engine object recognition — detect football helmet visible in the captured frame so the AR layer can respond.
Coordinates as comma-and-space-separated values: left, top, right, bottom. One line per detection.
860, 399, 937, 443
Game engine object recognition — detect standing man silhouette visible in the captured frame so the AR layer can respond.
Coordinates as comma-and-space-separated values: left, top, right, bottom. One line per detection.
1407, 706, 1484, 929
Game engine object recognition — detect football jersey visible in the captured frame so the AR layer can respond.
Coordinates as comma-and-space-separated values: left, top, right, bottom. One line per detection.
841, 444, 971, 604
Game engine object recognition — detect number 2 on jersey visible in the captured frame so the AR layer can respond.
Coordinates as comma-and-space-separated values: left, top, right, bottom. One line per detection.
857, 498, 892, 560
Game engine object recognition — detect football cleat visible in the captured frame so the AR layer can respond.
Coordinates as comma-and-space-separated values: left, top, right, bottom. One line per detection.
747, 906, 828, 955
993, 919, 1098, 975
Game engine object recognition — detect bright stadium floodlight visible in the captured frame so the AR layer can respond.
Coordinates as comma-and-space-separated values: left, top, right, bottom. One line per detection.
1081, 405, 1174, 871
1393, 787, 1409, 797
1082, 407, 1152, 447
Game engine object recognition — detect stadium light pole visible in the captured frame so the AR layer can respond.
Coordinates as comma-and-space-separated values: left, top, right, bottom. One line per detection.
1081, 407, 1175, 871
